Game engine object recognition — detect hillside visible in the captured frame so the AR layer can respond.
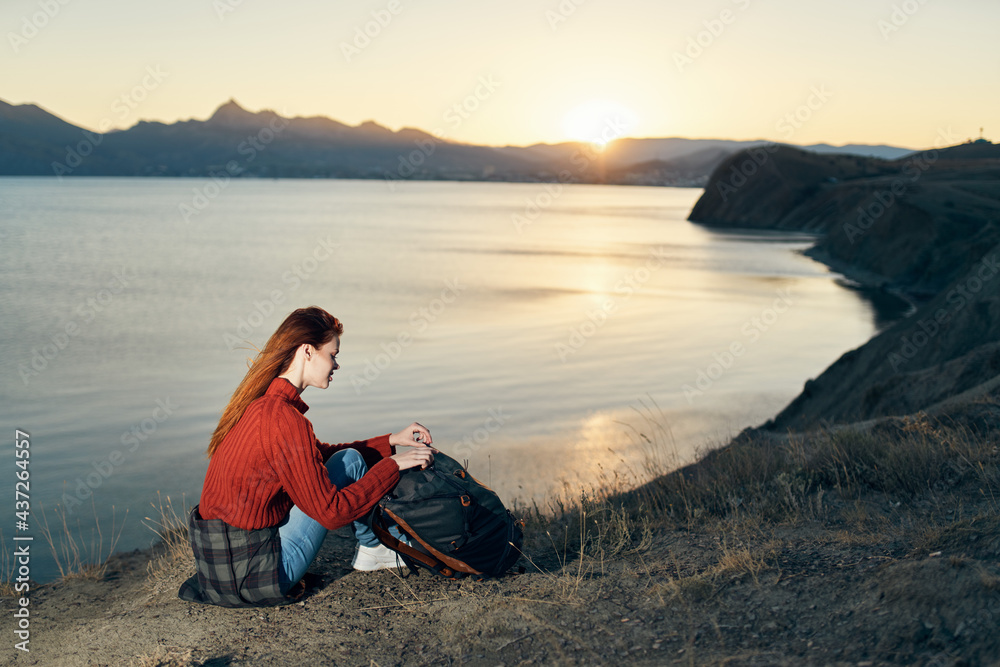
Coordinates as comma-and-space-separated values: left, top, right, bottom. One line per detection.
3, 382, 998, 666
690, 142, 1000, 429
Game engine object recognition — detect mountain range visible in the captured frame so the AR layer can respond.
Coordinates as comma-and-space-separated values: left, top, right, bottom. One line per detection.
0, 98, 916, 185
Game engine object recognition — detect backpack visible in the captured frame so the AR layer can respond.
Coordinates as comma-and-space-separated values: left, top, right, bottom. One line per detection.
367, 451, 523, 579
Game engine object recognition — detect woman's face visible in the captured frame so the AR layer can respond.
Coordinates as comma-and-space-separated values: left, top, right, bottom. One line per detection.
304, 337, 340, 390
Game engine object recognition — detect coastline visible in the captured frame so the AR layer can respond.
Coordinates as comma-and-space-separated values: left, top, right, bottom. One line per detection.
801, 245, 921, 314
689, 142, 1000, 430
4, 149, 999, 663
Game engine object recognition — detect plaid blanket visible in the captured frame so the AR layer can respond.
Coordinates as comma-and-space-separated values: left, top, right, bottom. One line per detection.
177, 505, 291, 608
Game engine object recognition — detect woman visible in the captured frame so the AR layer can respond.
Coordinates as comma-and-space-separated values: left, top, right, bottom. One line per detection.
179, 306, 435, 607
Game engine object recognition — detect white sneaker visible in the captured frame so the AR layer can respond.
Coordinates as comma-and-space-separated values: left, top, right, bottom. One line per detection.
352, 543, 404, 571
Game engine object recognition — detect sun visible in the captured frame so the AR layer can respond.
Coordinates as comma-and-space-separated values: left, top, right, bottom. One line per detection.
562, 100, 638, 147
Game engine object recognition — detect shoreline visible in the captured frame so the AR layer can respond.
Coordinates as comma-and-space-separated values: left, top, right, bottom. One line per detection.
14, 199, 915, 591
802, 245, 925, 313
5, 148, 999, 662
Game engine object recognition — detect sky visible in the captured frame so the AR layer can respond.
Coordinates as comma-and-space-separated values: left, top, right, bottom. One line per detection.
2, 0, 997, 148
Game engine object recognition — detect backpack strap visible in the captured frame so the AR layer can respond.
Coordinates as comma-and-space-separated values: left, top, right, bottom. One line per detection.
381, 507, 483, 576
368, 505, 460, 578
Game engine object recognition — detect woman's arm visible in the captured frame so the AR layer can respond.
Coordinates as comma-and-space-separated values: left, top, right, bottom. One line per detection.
315, 422, 433, 468
315, 433, 393, 470
264, 410, 402, 531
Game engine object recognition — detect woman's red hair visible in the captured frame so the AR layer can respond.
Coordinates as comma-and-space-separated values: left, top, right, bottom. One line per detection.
207, 306, 343, 457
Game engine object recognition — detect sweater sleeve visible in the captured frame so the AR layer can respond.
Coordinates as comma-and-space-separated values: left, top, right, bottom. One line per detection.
316, 433, 394, 471
269, 411, 399, 531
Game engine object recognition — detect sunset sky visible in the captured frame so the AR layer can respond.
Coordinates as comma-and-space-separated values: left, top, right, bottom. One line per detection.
2, 0, 997, 149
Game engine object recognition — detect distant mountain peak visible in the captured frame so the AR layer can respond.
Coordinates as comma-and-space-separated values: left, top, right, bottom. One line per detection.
217, 98, 246, 111
356, 120, 392, 134
0, 98, 83, 132
207, 99, 263, 126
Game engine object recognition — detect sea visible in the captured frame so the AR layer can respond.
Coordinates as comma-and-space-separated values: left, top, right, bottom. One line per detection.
0, 177, 903, 582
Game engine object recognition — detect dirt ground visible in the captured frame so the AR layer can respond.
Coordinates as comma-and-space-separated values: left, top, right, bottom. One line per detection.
4, 492, 999, 667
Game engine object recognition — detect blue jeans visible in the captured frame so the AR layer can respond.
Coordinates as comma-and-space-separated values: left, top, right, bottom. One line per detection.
277, 448, 391, 592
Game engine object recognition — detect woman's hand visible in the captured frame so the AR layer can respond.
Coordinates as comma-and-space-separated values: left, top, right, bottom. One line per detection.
390, 446, 435, 472
389, 422, 433, 448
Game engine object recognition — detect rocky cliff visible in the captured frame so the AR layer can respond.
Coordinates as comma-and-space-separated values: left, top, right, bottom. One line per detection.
689, 143, 1000, 429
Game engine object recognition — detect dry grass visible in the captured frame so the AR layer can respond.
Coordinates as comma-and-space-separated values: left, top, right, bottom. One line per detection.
511, 399, 1000, 610
0, 501, 128, 595
715, 537, 781, 584
645, 536, 782, 605
627, 411, 998, 531
979, 567, 1000, 591
0, 495, 188, 595
36, 499, 128, 581
142, 494, 192, 595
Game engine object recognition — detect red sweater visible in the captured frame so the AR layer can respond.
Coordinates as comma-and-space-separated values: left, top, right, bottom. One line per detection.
199, 377, 400, 531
